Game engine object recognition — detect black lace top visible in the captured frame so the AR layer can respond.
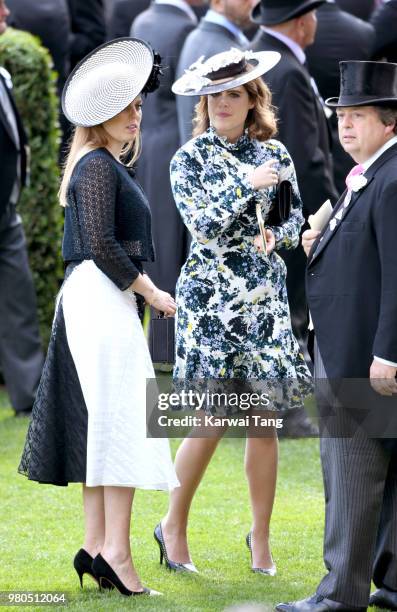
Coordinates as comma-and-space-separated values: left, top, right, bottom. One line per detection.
62, 148, 154, 290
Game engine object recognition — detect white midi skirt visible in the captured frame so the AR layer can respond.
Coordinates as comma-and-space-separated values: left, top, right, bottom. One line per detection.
19, 260, 179, 490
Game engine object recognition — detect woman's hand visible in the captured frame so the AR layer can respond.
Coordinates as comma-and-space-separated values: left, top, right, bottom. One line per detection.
251, 160, 279, 190
131, 273, 177, 316
254, 229, 276, 256
147, 288, 177, 316
302, 229, 321, 257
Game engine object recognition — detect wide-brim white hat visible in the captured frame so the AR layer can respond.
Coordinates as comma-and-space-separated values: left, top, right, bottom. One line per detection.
172, 48, 281, 97
62, 37, 155, 127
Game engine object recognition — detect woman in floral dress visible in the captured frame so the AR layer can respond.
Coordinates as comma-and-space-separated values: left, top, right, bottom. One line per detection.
154, 49, 311, 576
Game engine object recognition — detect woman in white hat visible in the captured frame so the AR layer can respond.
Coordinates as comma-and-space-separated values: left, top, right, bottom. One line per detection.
154, 48, 311, 575
18, 38, 179, 596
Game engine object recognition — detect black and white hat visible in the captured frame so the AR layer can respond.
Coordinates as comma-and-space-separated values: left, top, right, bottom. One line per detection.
172, 48, 281, 97
62, 37, 161, 127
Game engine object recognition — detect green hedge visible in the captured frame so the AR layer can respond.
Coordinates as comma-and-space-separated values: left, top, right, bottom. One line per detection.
0, 28, 63, 346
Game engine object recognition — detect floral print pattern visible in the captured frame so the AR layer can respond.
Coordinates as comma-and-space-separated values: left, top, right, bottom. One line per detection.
170, 127, 311, 411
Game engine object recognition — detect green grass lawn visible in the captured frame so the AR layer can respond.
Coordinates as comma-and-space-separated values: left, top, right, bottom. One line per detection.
0, 387, 328, 611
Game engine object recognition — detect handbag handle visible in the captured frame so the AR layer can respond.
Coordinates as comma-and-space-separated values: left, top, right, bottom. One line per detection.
255, 201, 267, 256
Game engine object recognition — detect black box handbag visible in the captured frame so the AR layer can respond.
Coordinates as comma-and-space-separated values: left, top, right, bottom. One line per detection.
149, 314, 175, 364
266, 180, 292, 226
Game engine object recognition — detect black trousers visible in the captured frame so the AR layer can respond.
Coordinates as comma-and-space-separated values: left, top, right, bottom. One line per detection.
0, 208, 44, 412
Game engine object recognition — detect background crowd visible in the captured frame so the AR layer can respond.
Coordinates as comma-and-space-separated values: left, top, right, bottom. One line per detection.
1, 0, 396, 420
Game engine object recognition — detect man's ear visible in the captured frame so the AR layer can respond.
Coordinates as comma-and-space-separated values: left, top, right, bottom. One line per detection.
385, 121, 396, 137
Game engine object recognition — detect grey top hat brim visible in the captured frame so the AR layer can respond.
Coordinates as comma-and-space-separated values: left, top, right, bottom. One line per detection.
251, 0, 326, 25
62, 37, 154, 127
172, 51, 281, 97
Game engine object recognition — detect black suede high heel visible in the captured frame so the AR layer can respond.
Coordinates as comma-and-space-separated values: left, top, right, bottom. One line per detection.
246, 532, 277, 576
73, 549, 113, 590
92, 553, 161, 596
153, 523, 198, 573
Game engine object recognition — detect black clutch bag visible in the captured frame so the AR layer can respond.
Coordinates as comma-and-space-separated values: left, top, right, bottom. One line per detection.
149, 314, 175, 364
266, 180, 292, 226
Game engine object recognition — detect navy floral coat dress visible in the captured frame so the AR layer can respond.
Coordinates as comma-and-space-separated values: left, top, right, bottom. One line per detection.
170, 127, 311, 411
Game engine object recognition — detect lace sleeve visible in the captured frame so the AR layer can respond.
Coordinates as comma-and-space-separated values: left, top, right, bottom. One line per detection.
73, 154, 141, 290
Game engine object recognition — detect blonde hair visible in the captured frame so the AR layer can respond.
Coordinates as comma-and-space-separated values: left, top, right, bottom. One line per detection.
59, 125, 141, 207
192, 73, 278, 141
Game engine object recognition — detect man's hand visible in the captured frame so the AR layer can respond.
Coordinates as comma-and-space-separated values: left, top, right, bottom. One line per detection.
369, 359, 397, 396
302, 229, 321, 257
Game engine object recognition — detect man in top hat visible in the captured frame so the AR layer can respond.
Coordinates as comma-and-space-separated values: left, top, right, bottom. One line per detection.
306, 1, 375, 194
276, 60, 397, 612
252, 0, 337, 437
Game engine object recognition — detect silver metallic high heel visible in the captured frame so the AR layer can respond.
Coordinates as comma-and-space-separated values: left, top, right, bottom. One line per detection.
154, 523, 199, 574
246, 531, 277, 576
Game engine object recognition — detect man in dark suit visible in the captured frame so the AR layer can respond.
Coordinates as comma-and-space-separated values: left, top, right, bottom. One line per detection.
7, 0, 72, 164
0, 0, 44, 416
306, 0, 375, 193
7, 0, 71, 96
335, 0, 375, 21
277, 60, 397, 612
66, 0, 106, 68
370, 0, 397, 62
251, 0, 338, 215
176, 0, 256, 144
251, 0, 338, 436
131, 0, 204, 296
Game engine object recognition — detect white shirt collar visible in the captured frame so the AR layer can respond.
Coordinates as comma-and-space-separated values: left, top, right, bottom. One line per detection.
204, 9, 249, 47
362, 135, 397, 171
155, 0, 197, 22
261, 27, 306, 64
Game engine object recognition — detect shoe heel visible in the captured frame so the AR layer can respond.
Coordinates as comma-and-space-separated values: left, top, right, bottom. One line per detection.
99, 576, 114, 591
245, 531, 277, 576
153, 523, 198, 574
73, 548, 115, 590
77, 570, 84, 588
93, 554, 156, 597
74, 549, 94, 589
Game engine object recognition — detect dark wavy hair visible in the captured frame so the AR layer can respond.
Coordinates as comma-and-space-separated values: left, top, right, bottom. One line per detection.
192, 69, 278, 141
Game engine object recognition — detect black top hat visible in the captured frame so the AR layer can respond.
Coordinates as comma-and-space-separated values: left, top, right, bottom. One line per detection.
251, 0, 326, 25
326, 61, 397, 107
